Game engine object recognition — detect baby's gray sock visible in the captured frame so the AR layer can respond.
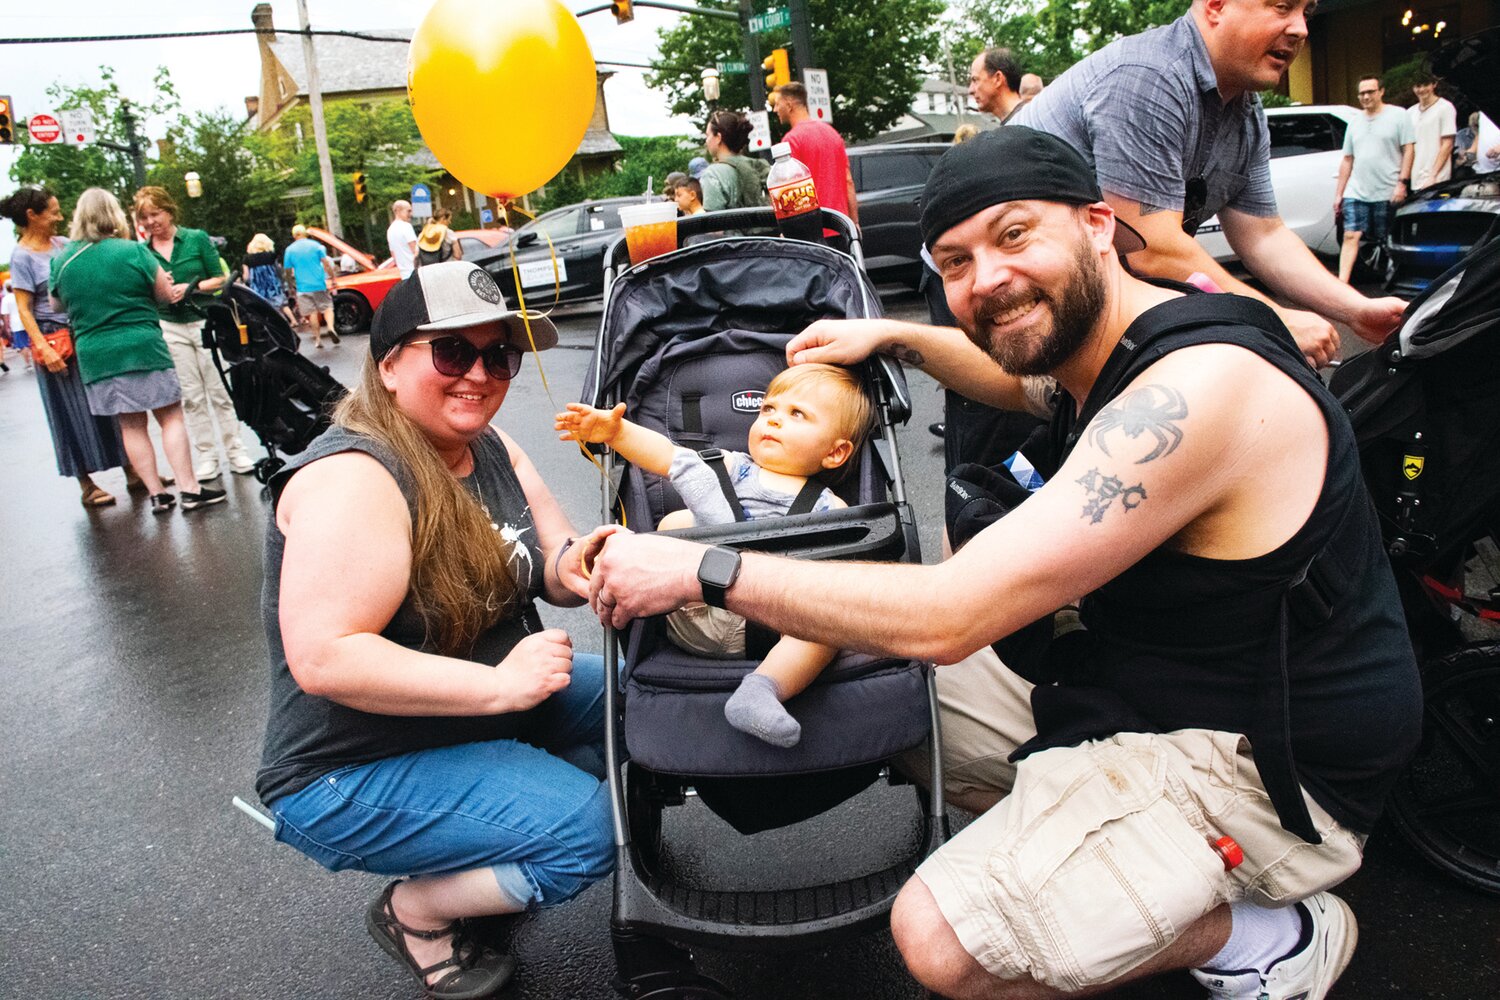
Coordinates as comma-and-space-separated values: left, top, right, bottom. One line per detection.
724, 673, 801, 748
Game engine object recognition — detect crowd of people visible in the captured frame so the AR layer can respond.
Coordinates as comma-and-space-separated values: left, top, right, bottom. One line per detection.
6, 0, 1477, 997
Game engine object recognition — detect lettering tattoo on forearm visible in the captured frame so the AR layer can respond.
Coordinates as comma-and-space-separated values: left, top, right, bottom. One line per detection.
1087, 384, 1188, 463
886, 343, 925, 366
1077, 467, 1148, 524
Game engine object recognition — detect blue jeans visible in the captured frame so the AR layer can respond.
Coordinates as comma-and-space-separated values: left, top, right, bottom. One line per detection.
270, 653, 613, 910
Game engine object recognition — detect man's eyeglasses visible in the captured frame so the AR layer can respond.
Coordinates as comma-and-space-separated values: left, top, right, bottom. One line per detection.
404, 336, 524, 381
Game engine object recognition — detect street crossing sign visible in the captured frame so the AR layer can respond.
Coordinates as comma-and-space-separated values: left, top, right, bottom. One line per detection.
748, 6, 790, 33
27, 112, 63, 144
61, 108, 95, 146
747, 110, 772, 153
802, 68, 832, 123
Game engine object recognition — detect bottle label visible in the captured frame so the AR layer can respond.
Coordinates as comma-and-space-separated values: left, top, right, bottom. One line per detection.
769, 178, 818, 219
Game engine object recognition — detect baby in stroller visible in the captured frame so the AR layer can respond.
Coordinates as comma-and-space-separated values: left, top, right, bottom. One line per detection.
557, 362, 872, 747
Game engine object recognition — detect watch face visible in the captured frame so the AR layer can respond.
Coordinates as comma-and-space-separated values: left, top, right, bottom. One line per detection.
699, 545, 741, 587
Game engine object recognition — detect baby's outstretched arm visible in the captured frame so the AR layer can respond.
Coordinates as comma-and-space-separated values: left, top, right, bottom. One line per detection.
555, 403, 676, 476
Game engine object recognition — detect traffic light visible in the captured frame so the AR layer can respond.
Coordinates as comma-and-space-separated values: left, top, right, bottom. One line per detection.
0, 97, 13, 145
762, 49, 790, 93
611, 0, 634, 24
352, 171, 368, 204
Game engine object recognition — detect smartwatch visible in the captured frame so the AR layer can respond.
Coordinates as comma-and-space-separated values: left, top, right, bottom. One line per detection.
697, 545, 742, 609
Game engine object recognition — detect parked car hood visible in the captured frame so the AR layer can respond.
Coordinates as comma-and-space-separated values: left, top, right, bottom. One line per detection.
306, 226, 377, 272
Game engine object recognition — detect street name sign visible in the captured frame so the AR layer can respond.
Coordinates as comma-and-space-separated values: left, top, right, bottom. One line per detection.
716, 61, 748, 75
748, 7, 790, 33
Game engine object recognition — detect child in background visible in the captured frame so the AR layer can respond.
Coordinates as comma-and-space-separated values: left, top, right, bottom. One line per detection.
557, 363, 872, 747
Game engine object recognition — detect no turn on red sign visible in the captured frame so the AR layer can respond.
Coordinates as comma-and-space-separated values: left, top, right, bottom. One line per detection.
28, 112, 63, 144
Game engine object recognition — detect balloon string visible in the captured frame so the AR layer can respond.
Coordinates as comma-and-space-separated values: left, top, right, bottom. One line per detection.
498, 201, 626, 527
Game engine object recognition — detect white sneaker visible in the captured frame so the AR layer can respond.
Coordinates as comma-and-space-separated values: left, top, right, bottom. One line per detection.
228, 453, 256, 475
194, 462, 222, 482
1191, 892, 1358, 1000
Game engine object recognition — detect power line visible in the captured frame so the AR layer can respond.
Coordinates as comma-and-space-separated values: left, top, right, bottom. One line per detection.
0, 28, 409, 45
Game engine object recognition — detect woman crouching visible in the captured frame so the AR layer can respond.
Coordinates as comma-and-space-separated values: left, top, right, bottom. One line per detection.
258, 261, 612, 999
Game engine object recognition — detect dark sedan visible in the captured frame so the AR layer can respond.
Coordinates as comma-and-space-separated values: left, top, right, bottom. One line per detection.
848, 143, 948, 286
469, 196, 646, 308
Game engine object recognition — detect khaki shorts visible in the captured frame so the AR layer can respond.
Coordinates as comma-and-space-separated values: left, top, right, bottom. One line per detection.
666, 602, 747, 658
904, 647, 1365, 993
296, 290, 332, 313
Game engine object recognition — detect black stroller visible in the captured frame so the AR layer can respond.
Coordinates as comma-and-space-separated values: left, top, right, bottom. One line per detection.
579, 209, 947, 997
1329, 25, 1500, 897
199, 278, 346, 482
1331, 211, 1500, 894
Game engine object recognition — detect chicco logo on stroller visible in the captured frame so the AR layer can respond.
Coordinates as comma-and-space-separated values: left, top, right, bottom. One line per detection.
731, 390, 764, 413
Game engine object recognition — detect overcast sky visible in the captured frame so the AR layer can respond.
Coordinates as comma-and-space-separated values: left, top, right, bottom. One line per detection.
2, 1, 695, 259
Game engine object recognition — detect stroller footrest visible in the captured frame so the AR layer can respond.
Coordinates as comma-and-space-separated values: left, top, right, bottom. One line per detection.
615, 853, 920, 949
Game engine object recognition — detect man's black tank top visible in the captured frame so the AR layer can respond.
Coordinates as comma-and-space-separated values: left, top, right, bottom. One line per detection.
1018, 291, 1421, 840
256, 425, 545, 804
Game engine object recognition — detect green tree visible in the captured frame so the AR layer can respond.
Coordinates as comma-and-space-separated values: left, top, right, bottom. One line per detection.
8, 66, 180, 213
535, 135, 700, 213
648, 0, 945, 143
254, 100, 435, 254
949, 0, 1188, 81
148, 110, 291, 266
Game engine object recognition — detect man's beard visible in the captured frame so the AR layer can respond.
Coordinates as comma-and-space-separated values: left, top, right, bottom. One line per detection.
966, 237, 1107, 376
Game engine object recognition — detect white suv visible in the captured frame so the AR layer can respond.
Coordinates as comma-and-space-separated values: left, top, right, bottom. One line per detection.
1195, 104, 1359, 261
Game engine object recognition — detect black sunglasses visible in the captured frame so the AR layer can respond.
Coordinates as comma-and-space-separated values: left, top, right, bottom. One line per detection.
404, 336, 524, 381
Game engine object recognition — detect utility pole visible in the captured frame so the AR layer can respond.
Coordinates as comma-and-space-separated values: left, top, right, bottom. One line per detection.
943, 35, 964, 122
739, 0, 764, 111
298, 0, 342, 238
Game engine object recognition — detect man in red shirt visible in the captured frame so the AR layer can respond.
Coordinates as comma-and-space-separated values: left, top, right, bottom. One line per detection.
771, 82, 859, 229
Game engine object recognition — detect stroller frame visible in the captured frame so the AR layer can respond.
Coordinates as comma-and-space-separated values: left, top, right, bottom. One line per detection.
591, 209, 949, 997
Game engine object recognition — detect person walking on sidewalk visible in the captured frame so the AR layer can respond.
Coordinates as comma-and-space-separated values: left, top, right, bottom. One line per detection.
2, 186, 128, 506
134, 186, 255, 481
283, 224, 340, 350
52, 189, 224, 513
1334, 76, 1415, 283
771, 82, 859, 229
1407, 70, 1457, 192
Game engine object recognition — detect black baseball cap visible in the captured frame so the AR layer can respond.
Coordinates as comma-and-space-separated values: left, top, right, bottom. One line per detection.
369, 261, 558, 360
920, 126, 1146, 255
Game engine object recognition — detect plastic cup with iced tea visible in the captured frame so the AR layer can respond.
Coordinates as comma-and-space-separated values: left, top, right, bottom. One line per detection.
618, 201, 679, 266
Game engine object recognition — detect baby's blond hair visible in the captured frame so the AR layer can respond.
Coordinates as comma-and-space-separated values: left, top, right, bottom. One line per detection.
765, 363, 873, 462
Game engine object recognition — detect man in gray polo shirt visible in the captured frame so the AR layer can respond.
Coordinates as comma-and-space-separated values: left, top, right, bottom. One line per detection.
1013, 0, 1409, 366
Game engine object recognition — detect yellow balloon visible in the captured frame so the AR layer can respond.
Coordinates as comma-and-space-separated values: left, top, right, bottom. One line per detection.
408, 0, 597, 199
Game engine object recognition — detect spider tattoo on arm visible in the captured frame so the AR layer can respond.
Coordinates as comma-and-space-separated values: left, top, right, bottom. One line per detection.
1087, 384, 1189, 463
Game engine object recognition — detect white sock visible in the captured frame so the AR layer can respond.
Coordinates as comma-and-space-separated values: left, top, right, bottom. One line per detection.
1203, 900, 1305, 974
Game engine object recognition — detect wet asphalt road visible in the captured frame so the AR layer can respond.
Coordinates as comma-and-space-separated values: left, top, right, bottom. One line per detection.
1, 286, 1496, 1000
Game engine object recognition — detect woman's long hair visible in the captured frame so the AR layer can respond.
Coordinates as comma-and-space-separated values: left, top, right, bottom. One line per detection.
69, 188, 131, 243
335, 357, 522, 656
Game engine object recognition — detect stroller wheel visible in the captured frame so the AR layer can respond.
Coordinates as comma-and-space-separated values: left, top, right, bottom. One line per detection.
1386, 641, 1500, 895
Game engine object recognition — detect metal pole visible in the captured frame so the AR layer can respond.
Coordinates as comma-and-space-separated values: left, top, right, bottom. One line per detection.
739, 0, 764, 111
787, 0, 815, 74
944, 35, 965, 122
298, 0, 342, 238
120, 102, 147, 188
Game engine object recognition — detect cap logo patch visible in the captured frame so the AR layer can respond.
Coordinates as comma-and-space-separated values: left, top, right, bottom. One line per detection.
468, 269, 502, 304
732, 390, 764, 413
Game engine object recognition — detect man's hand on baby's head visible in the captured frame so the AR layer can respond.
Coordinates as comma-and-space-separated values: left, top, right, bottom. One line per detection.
555, 402, 626, 445
786, 318, 896, 367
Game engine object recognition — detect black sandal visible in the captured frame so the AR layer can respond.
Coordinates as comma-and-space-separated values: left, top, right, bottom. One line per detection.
365, 881, 516, 1000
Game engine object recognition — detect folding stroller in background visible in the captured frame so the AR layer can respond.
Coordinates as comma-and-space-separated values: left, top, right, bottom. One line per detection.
199, 278, 347, 482
579, 209, 947, 998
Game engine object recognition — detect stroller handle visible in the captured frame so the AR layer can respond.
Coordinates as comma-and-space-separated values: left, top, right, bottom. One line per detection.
604, 207, 862, 275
